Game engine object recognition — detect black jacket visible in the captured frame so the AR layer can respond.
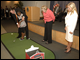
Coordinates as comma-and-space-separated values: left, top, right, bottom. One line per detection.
55, 6, 62, 14
54, 6, 62, 17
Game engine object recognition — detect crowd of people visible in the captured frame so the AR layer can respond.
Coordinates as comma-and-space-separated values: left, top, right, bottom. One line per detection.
1, 6, 12, 20
53, 3, 68, 22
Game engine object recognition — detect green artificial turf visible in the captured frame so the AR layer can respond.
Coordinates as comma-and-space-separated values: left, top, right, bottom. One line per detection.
1, 33, 55, 59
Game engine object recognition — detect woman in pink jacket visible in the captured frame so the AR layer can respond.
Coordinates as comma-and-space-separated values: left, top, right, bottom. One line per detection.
41, 5, 55, 44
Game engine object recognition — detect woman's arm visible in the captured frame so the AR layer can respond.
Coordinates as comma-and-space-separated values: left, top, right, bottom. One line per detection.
49, 10, 55, 22
70, 13, 78, 33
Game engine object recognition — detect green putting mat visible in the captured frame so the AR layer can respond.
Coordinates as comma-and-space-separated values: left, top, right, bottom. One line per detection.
1, 33, 55, 59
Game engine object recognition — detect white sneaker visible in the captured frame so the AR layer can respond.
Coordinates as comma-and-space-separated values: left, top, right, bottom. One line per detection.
24, 36, 26, 37
28, 38, 30, 40
19, 38, 24, 41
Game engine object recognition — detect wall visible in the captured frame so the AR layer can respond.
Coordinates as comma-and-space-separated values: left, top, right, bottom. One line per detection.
35, 1, 47, 17
28, 23, 79, 50
21, 1, 50, 17
1, 1, 19, 9
22, 1, 36, 7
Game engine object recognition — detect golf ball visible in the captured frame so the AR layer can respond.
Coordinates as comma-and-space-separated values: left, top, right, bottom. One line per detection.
13, 40, 15, 42
24, 36, 26, 37
11, 33, 13, 35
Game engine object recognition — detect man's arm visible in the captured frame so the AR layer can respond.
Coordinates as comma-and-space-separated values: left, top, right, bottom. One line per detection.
12, 14, 17, 23
12, 14, 19, 25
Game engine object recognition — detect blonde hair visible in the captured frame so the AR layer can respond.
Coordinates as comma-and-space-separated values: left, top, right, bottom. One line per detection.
41, 5, 48, 10
67, 2, 78, 15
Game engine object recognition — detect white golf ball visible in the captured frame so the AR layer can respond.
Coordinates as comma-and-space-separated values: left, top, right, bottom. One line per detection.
24, 36, 26, 37
13, 40, 15, 42
11, 33, 13, 35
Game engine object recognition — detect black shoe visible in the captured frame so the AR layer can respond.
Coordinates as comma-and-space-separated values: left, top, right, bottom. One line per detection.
26, 37, 30, 39
45, 42, 52, 44
65, 49, 71, 53
65, 49, 67, 50
65, 48, 68, 50
17, 36, 21, 38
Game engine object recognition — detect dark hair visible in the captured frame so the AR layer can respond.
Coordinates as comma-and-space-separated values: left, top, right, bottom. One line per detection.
11, 7, 15, 10
10, 7, 15, 12
16, 10, 21, 15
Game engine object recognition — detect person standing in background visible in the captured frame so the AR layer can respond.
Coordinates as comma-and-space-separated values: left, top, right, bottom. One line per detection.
9, 6, 13, 19
54, 4, 62, 22
41, 5, 55, 44
63, 5, 68, 16
65, 2, 78, 53
53, 3, 58, 13
23, 8, 25, 12
5, 6, 9, 20
1, 7, 4, 20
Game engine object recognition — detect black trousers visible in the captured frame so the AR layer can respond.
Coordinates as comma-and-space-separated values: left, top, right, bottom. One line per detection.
10, 13, 13, 19
44, 21, 53, 43
6, 12, 9, 17
18, 26, 29, 38
57, 12, 63, 22
19, 27, 25, 33
25, 25, 29, 38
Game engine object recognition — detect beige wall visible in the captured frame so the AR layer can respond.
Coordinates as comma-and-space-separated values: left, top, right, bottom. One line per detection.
1, 1, 19, 9
28, 23, 79, 50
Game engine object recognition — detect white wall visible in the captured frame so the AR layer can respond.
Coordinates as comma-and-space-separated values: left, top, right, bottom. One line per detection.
22, 1, 36, 7
35, 1, 47, 17
21, 1, 50, 17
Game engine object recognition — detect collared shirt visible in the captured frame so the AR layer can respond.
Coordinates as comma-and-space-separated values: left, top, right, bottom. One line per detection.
43, 8, 55, 23
16, 13, 25, 25
55, 7, 59, 14
17, 13, 25, 21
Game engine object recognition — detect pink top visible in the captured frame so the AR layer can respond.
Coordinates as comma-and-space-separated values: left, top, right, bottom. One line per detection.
43, 8, 55, 23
